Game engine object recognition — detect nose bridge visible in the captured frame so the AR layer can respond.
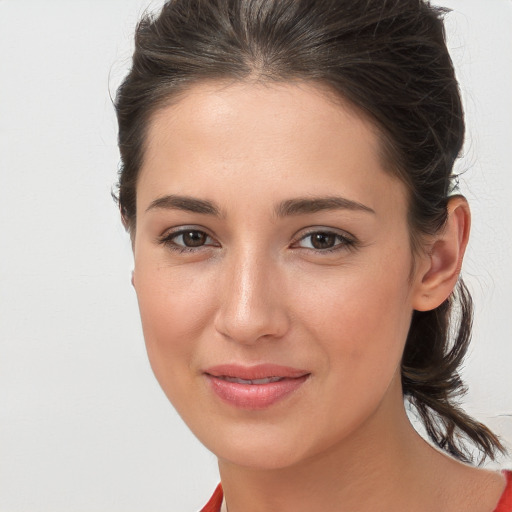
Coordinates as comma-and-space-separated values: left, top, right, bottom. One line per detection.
215, 245, 288, 344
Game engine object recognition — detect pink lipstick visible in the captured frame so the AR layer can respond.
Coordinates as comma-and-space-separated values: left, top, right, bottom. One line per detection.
204, 364, 310, 410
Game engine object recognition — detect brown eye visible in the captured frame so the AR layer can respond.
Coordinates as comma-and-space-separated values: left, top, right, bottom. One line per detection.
310, 232, 336, 249
159, 229, 217, 252
294, 230, 355, 252
181, 230, 208, 247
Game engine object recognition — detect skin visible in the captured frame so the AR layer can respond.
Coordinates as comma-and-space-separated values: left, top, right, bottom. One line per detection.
131, 81, 505, 511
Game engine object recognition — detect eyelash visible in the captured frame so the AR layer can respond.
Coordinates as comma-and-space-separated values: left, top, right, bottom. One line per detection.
291, 229, 357, 253
158, 228, 218, 253
157, 228, 357, 254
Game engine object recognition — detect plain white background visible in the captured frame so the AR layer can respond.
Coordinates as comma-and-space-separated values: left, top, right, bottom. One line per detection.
0, 1, 511, 510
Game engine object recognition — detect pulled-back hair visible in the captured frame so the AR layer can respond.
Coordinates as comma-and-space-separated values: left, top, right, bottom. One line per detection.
114, 0, 505, 463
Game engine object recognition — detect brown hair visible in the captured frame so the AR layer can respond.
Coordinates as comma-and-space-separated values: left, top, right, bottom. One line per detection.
114, 0, 505, 463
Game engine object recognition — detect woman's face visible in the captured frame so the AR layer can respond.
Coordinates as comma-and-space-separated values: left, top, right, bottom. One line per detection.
132, 81, 426, 470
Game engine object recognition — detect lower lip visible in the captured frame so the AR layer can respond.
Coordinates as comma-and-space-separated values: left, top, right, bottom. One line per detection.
206, 375, 309, 410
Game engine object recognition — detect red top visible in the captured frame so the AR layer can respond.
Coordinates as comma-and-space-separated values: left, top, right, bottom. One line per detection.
200, 483, 223, 512
200, 471, 512, 512
495, 470, 512, 512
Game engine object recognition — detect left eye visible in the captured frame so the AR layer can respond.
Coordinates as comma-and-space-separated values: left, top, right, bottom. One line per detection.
295, 231, 353, 251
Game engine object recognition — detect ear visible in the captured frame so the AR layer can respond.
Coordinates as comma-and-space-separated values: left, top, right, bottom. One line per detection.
412, 197, 471, 312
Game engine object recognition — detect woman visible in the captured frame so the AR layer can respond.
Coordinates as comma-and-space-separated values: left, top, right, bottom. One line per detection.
114, 0, 511, 510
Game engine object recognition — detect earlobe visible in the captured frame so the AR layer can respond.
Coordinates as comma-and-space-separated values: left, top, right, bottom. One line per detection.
413, 197, 471, 312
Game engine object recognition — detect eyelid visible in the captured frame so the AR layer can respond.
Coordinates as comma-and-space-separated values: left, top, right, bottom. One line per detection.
157, 225, 220, 251
291, 227, 358, 251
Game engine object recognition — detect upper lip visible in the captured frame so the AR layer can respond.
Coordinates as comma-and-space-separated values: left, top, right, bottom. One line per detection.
204, 364, 310, 380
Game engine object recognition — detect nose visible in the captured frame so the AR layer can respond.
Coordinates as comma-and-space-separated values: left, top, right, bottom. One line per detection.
214, 251, 290, 345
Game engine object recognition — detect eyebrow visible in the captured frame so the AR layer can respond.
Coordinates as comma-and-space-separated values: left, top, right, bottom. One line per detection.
275, 196, 375, 217
146, 195, 222, 216
145, 194, 375, 217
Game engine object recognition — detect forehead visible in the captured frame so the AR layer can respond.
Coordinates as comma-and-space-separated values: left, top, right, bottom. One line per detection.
138, 80, 406, 215
145, 79, 382, 161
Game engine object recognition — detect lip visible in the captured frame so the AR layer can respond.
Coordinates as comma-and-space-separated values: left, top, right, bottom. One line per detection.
204, 364, 310, 410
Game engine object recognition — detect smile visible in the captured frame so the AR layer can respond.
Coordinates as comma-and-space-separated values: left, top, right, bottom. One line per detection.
204, 364, 310, 410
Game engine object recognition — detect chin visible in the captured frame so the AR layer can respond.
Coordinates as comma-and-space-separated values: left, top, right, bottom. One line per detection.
195, 419, 339, 472
216, 441, 308, 471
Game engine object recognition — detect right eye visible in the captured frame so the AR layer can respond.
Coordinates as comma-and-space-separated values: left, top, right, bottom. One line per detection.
158, 228, 218, 252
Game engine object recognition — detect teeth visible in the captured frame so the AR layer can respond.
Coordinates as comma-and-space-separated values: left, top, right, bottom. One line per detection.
252, 377, 283, 384
221, 376, 284, 385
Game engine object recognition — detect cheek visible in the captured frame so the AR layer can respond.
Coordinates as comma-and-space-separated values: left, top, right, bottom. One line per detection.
133, 263, 218, 392
288, 266, 413, 446
296, 256, 413, 383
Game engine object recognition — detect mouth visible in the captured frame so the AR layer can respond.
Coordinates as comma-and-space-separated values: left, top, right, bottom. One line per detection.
203, 364, 310, 410
215, 375, 286, 385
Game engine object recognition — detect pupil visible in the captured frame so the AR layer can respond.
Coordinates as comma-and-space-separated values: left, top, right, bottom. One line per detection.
183, 231, 206, 247
312, 233, 335, 249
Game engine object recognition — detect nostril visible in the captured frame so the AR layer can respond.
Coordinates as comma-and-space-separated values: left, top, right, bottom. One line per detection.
213, 300, 290, 345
